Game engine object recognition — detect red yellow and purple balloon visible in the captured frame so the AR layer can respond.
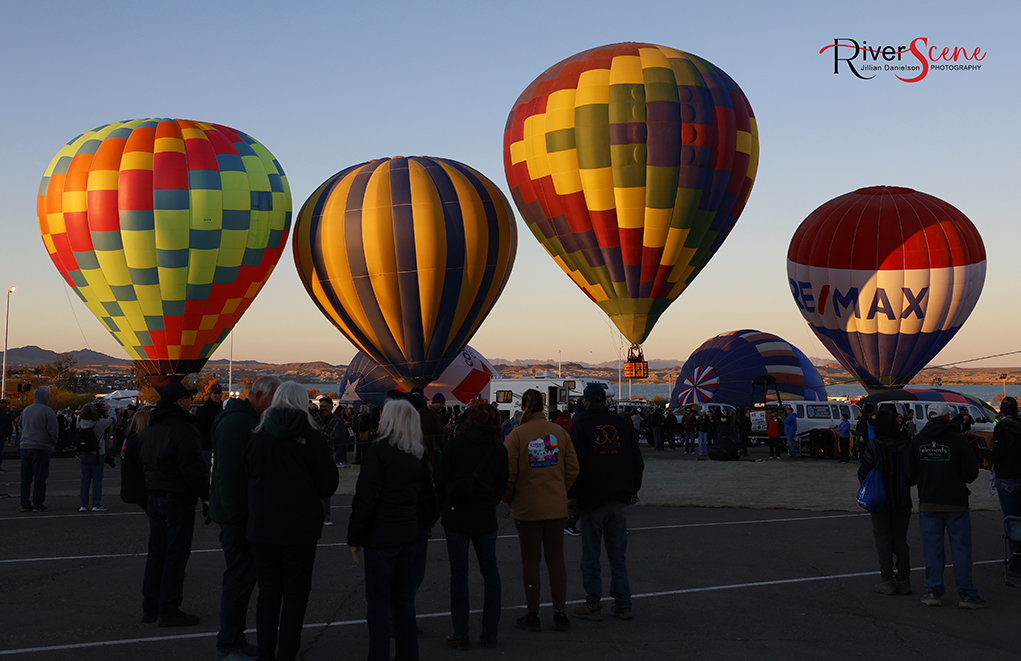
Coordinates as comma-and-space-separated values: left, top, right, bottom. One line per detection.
503, 42, 758, 346
293, 156, 517, 392
37, 118, 291, 386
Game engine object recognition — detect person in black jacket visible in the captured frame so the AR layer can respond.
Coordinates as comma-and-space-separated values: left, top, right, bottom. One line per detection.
434, 402, 509, 649
120, 408, 151, 512
908, 402, 986, 609
858, 409, 912, 596
348, 398, 432, 661
139, 382, 209, 627
245, 382, 338, 661
980, 397, 1021, 577
195, 382, 225, 471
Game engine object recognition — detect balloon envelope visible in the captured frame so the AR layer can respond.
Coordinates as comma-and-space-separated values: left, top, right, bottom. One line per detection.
293, 157, 516, 391
670, 329, 826, 407
339, 345, 499, 408
504, 42, 758, 345
787, 186, 985, 391
37, 119, 291, 383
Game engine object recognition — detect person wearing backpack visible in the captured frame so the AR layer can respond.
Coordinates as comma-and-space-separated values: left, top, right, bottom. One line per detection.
857, 409, 912, 596
77, 402, 114, 513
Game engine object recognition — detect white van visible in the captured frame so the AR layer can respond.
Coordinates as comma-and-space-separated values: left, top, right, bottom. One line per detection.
768, 401, 861, 439
872, 400, 995, 436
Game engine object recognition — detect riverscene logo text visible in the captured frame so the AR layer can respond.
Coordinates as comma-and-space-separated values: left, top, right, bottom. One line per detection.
819, 37, 985, 82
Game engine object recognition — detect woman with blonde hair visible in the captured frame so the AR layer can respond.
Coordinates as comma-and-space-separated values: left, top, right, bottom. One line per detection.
348, 397, 434, 661
246, 381, 339, 661
503, 389, 578, 632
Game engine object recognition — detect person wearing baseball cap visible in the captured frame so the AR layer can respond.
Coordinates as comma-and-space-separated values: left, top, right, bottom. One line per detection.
139, 381, 208, 627
908, 400, 986, 609
196, 382, 226, 471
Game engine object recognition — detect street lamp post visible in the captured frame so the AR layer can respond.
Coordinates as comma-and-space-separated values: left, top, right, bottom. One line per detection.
2, 286, 15, 401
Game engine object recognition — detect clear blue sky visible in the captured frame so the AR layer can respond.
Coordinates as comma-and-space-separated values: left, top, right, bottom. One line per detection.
1, 0, 1015, 370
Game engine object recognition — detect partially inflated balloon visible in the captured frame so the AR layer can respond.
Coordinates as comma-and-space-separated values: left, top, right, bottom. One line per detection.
37, 119, 291, 385
293, 157, 516, 391
339, 345, 499, 407
786, 186, 985, 391
670, 329, 825, 407
504, 42, 758, 345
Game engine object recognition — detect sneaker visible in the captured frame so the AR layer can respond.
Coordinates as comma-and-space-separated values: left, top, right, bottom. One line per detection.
79, 506, 88, 512
958, 593, 988, 610
609, 604, 633, 620
553, 610, 570, 631
336, 462, 346, 468
920, 591, 942, 607
157, 611, 200, 627
564, 524, 581, 536
91, 505, 107, 512
873, 580, 896, 596
141, 611, 158, 624
20, 504, 32, 512
32, 504, 47, 512
323, 518, 333, 526
215, 650, 255, 661
478, 634, 498, 648
573, 603, 603, 622
515, 612, 541, 632
895, 580, 912, 595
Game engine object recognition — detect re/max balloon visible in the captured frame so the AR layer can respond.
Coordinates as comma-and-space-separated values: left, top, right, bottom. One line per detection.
293, 157, 516, 392
786, 186, 986, 392
340, 345, 499, 408
670, 329, 826, 407
37, 119, 291, 386
503, 42, 758, 346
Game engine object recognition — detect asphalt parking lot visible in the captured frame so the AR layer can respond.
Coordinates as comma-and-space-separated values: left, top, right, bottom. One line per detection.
1, 449, 1017, 660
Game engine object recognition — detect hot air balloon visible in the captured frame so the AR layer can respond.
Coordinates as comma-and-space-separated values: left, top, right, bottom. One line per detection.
670, 329, 826, 407
293, 157, 516, 392
503, 42, 758, 376
37, 119, 291, 387
786, 186, 986, 392
339, 345, 499, 408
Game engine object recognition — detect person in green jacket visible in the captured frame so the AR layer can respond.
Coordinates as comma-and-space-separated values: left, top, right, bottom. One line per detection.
209, 376, 281, 661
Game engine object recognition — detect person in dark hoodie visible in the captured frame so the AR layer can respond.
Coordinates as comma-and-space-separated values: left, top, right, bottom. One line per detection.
980, 396, 1021, 578
18, 387, 58, 512
245, 381, 339, 661
210, 375, 280, 661
858, 409, 913, 596
569, 384, 644, 623
434, 402, 509, 650
139, 382, 209, 627
908, 402, 986, 609
348, 398, 433, 661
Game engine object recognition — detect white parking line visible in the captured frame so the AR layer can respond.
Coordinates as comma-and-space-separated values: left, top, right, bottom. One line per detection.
0, 559, 1002, 656
0, 513, 865, 564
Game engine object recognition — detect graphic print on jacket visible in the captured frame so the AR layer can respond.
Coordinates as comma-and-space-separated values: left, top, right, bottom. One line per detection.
528, 435, 559, 468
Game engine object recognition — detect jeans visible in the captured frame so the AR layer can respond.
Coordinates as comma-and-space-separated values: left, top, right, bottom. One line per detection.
652, 427, 663, 451
444, 529, 500, 638
684, 429, 696, 453
79, 452, 105, 509
995, 478, 1021, 573
20, 448, 51, 507
364, 543, 418, 661
869, 507, 911, 582
579, 500, 632, 609
143, 494, 197, 617
698, 431, 708, 456
335, 436, 347, 464
217, 522, 258, 655
917, 510, 976, 596
252, 542, 317, 661
786, 433, 797, 458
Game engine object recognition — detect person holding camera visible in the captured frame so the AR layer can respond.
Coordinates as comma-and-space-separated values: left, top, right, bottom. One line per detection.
77, 402, 114, 512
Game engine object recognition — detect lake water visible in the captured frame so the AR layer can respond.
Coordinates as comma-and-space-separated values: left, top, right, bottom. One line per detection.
303, 381, 1019, 406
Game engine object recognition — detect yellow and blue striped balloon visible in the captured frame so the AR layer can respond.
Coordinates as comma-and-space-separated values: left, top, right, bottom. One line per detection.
293, 157, 517, 391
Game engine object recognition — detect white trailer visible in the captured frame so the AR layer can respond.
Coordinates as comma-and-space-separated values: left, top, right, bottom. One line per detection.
490, 373, 616, 419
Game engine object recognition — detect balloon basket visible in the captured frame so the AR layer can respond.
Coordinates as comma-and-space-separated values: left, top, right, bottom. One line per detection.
624, 346, 649, 380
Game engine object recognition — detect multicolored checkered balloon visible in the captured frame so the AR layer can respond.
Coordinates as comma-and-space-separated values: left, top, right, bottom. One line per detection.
504, 42, 758, 346
37, 119, 291, 386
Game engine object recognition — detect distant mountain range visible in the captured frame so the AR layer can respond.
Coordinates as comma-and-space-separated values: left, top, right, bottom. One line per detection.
0, 346, 276, 369
491, 357, 686, 369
